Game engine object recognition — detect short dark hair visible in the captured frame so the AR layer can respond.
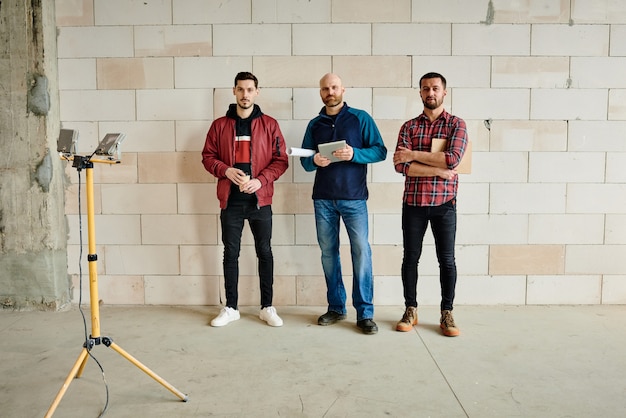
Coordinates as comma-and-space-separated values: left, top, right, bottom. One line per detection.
234, 72, 258, 88
419, 72, 447, 89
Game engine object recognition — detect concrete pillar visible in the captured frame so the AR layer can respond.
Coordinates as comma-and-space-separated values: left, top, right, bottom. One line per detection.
0, 0, 69, 310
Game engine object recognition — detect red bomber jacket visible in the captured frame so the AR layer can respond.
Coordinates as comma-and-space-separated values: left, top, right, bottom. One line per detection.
202, 110, 288, 209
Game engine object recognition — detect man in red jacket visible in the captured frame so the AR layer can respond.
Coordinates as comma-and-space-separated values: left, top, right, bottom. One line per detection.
202, 72, 288, 327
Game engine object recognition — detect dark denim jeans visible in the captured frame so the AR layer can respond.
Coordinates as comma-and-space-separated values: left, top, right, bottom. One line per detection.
314, 199, 374, 321
401, 200, 457, 311
220, 204, 273, 309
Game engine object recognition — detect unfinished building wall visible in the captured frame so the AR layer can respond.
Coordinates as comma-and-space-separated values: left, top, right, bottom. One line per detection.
0, 0, 68, 310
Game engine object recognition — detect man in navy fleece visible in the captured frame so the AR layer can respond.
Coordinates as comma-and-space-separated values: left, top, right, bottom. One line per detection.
300, 73, 387, 335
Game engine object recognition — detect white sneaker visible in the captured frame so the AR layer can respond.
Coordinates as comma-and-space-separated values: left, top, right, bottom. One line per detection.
259, 306, 283, 327
210, 307, 240, 327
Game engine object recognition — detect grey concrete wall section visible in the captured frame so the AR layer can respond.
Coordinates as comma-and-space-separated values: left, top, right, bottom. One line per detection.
0, 250, 69, 309
28, 75, 51, 116
0, 0, 69, 310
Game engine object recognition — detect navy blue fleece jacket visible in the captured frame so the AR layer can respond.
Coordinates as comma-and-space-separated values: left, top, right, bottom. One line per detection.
300, 103, 387, 200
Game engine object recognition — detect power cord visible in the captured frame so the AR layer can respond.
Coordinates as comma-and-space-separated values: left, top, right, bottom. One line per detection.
75, 168, 110, 417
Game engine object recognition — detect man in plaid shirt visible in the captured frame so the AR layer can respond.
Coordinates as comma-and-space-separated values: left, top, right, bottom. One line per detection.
393, 72, 469, 337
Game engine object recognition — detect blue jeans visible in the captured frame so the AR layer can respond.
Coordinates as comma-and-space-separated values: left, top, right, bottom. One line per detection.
401, 200, 457, 311
221, 204, 274, 309
314, 199, 374, 321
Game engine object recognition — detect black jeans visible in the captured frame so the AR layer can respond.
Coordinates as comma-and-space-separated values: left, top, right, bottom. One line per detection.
401, 200, 457, 311
220, 204, 273, 309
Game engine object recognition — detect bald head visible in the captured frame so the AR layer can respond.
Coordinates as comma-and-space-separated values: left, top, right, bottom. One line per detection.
319, 73, 345, 114
320, 73, 342, 87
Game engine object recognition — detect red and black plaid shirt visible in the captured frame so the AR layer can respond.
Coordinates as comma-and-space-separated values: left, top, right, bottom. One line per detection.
395, 110, 468, 207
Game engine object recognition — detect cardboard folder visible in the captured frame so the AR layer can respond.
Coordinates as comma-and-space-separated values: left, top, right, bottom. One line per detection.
431, 138, 472, 174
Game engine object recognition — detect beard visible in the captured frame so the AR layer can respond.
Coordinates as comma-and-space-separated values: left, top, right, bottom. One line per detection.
323, 95, 343, 107
423, 97, 442, 110
237, 99, 252, 109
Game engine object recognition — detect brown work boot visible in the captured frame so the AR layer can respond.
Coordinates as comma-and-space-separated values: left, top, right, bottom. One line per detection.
396, 306, 418, 332
440, 310, 460, 337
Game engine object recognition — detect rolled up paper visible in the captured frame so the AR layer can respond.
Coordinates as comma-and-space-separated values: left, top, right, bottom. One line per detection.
287, 147, 315, 157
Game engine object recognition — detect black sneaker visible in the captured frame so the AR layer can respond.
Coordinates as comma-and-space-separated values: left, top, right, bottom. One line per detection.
356, 319, 378, 335
317, 311, 347, 326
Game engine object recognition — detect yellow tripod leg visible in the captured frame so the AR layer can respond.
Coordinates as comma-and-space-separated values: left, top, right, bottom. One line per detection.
75, 348, 89, 378
45, 348, 90, 418
107, 340, 189, 402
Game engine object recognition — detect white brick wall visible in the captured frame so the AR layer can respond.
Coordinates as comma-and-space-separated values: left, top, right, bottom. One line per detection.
332, 0, 411, 23
136, 89, 213, 120
373, 24, 451, 55
572, 57, 626, 88
529, 152, 605, 183
411, 0, 490, 23
99, 121, 176, 152
453, 24, 531, 56
527, 275, 602, 304
491, 57, 569, 88
454, 88, 530, 120
213, 25, 291, 56
57, 26, 134, 58
490, 120, 567, 151
94, 0, 171, 25
58, 59, 96, 90
610, 25, 626, 55
173, 0, 251, 24
252, 0, 330, 23
605, 215, 626, 244
530, 89, 608, 120
60, 90, 136, 121
55, 0, 626, 306
134, 25, 212, 57
529, 214, 605, 244
293, 24, 371, 55
571, 2, 626, 23
608, 90, 626, 120
490, 183, 566, 214
531, 24, 609, 56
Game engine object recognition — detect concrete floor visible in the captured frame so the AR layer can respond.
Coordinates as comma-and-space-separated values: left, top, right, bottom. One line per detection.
1, 304, 625, 418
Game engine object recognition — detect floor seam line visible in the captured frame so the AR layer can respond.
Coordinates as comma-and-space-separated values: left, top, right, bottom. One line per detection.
417, 329, 470, 418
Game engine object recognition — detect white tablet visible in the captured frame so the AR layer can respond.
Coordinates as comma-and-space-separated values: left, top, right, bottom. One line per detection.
318, 140, 346, 163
